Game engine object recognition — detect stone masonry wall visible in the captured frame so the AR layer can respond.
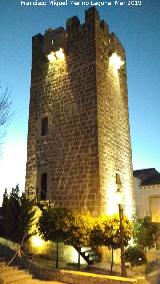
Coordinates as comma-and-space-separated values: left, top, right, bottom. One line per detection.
26, 8, 101, 215
25, 7, 135, 216
95, 13, 135, 216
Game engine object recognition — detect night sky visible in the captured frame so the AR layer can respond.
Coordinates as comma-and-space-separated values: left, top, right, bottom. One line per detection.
0, 0, 160, 203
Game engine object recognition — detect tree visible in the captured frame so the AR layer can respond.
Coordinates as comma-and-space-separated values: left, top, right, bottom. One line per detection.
90, 214, 133, 275
0, 86, 12, 141
3, 186, 21, 241
106, 215, 133, 275
0, 189, 9, 236
39, 208, 94, 270
133, 216, 158, 254
39, 207, 73, 269
65, 210, 94, 270
125, 246, 146, 266
2, 185, 36, 244
17, 193, 36, 242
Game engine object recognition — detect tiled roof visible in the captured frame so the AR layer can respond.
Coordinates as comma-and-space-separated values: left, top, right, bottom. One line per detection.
133, 168, 160, 186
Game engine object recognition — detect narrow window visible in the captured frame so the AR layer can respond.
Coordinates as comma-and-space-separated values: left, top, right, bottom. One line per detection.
40, 173, 47, 200
41, 117, 48, 136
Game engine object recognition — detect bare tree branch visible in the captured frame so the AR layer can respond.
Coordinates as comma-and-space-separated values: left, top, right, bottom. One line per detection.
0, 86, 12, 127
0, 85, 13, 154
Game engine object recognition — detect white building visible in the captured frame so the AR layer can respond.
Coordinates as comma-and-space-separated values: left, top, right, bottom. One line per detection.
133, 168, 160, 222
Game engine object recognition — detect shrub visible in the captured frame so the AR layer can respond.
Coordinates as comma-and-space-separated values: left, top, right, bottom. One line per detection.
125, 246, 147, 266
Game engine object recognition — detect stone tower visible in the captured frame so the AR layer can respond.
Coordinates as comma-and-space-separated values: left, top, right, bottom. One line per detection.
25, 7, 135, 217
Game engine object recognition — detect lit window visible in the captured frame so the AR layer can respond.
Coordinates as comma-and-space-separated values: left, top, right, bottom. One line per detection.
40, 173, 47, 200
41, 117, 48, 136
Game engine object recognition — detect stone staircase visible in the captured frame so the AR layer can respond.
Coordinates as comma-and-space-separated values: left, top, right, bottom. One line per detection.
0, 262, 32, 284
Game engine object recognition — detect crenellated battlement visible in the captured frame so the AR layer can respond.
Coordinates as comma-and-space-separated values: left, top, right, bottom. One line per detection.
109, 32, 126, 60
32, 7, 125, 62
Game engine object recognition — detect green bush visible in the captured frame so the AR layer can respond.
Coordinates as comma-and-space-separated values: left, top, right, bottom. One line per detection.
125, 246, 146, 266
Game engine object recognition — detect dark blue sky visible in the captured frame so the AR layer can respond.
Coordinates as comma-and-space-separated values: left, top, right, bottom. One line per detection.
0, 0, 160, 197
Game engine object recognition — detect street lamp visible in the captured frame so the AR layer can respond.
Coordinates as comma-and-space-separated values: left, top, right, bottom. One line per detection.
115, 173, 127, 277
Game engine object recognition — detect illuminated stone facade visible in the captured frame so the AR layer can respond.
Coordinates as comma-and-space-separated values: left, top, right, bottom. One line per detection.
25, 7, 135, 217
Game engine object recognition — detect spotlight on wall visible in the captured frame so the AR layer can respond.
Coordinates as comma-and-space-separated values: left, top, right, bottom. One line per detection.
47, 48, 64, 63
31, 235, 45, 248
109, 52, 124, 70
47, 52, 56, 63
55, 48, 65, 59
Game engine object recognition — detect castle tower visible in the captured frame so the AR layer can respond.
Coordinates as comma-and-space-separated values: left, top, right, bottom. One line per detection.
25, 8, 135, 217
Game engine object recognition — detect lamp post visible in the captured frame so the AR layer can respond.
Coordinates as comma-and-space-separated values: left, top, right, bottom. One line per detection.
115, 174, 127, 277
